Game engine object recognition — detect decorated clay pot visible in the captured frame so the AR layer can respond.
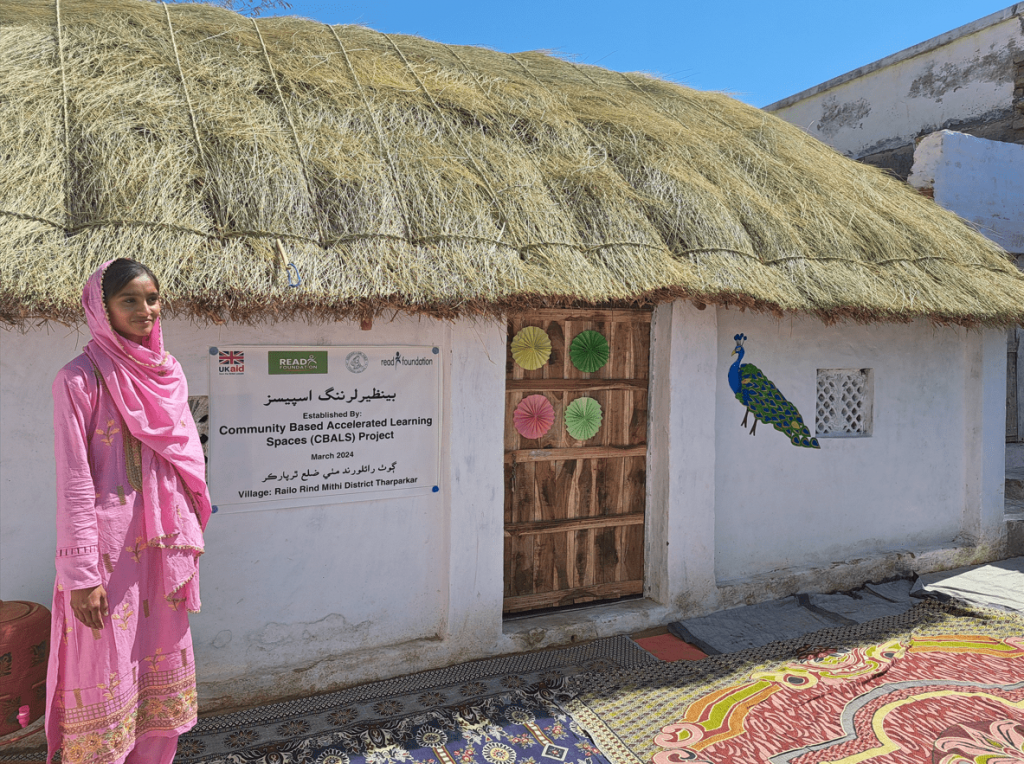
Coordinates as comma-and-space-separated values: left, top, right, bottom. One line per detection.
0, 600, 50, 736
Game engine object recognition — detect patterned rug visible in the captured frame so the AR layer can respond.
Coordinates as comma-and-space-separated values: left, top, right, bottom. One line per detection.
564, 602, 1024, 764
173, 635, 655, 764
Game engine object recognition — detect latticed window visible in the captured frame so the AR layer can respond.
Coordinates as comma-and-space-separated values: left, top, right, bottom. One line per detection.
815, 369, 873, 437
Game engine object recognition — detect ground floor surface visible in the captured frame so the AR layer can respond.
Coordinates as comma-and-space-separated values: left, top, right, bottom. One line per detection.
3, 559, 1022, 764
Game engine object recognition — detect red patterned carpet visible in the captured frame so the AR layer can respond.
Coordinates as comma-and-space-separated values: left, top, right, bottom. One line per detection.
568, 604, 1024, 764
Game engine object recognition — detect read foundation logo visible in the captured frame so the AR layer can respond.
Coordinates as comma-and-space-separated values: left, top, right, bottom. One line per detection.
380, 351, 434, 369
268, 351, 328, 375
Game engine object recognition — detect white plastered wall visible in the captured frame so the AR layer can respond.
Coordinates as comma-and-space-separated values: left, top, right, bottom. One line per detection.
0, 304, 1010, 709
712, 311, 1009, 596
0, 316, 509, 709
909, 130, 1024, 254
907, 131, 1024, 446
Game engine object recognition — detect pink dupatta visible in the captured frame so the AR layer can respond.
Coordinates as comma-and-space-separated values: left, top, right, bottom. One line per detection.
81, 262, 211, 610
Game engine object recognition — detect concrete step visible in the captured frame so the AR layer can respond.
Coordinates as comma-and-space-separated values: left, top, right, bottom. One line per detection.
1008, 442, 1024, 471
1008, 467, 1024, 501
1008, 514, 1024, 557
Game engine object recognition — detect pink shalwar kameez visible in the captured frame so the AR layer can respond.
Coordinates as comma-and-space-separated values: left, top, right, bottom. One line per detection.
46, 263, 212, 764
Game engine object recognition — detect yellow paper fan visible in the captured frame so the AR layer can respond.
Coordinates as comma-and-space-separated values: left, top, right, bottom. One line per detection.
510, 326, 552, 370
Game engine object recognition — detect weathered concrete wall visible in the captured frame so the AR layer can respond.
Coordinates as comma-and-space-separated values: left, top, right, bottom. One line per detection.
766, 6, 1024, 178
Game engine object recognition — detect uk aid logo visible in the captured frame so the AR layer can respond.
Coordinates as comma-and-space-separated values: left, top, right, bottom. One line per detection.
218, 350, 245, 374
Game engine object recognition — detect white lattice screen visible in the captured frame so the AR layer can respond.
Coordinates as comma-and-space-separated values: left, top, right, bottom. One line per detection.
815, 369, 873, 437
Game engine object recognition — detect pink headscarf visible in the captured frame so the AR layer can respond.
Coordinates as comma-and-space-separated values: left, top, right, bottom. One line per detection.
82, 261, 211, 610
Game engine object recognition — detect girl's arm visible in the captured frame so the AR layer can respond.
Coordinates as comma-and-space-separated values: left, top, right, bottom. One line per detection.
52, 367, 103, 595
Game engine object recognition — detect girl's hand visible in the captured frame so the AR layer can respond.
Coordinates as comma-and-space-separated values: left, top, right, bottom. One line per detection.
70, 585, 108, 630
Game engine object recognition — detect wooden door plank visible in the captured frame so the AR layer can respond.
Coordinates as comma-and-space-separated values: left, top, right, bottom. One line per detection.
630, 390, 648, 445
537, 319, 565, 383
510, 462, 537, 523
635, 319, 651, 380
506, 533, 533, 597
503, 463, 515, 524
594, 526, 619, 584
593, 320, 612, 380
508, 318, 523, 381
576, 457, 595, 518
533, 532, 568, 594
504, 390, 522, 452
602, 389, 626, 445
576, 527, 595, 589
504, 445, 647, 464
504, 513, 645, 536
534, 460, 565, 521
566, 523, 578, 591
609, 320, 626, 381
563, 319, 580, 381
622, 320, 637, 380
503, 536, 515, 597
503, 580, 643, 613
554, 460, 577, 520
622, 523, 644, 582
624, 456, 646, 516
506, 379, 648, 392
595, 456, 626, 516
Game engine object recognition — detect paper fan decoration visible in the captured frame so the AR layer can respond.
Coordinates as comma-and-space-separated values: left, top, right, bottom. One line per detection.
569, 330, 610, 373
513, 395, 555, 440
511, 326, 552, 370
565, 397, 603, 441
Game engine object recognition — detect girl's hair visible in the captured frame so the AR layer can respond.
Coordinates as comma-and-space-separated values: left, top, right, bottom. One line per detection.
102, 259, 160, 302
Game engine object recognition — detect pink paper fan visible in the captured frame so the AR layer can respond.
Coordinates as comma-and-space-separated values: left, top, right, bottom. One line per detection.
513, 395, 555, 440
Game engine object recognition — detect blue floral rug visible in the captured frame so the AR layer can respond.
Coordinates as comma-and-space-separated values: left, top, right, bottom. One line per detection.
189, 687, 602, 764
176, 636, 654, 764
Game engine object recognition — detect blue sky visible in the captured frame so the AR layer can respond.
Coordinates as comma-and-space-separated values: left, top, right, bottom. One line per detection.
273, 1, 1013, 107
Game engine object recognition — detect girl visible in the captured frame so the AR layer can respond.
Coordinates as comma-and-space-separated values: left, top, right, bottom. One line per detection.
47, 259, 211, 764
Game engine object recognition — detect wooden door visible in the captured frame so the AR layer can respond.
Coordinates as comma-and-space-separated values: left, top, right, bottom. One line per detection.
503, 308, 650, 614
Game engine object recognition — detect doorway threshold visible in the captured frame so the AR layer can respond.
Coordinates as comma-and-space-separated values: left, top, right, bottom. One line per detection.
500, 597, 671, 653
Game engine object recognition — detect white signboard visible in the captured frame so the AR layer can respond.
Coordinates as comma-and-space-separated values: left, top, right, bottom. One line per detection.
208, 345, 441, 512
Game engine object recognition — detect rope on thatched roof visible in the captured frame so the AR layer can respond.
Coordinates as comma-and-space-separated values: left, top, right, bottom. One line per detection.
251, 16, 326, 248
326, 24, 415, 244
163, 4, 206, 171
384, 29, 530, 265
55, 0, 70, 231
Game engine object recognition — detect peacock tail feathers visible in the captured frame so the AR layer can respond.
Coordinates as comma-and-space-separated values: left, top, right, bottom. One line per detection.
736, 364, 820, 449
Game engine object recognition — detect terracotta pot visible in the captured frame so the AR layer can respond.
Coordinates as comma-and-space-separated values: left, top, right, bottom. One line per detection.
0, 601, 50, 736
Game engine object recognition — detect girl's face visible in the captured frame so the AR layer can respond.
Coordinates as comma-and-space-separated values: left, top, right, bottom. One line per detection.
106, 275, 161, 343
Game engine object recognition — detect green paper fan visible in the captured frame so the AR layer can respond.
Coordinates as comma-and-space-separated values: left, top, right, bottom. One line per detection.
510, 326, 552, 370
569, 330, 610, 373
565, 397, 603, 441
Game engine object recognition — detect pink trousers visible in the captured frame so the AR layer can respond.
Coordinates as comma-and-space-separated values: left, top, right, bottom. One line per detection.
123, 734, 178, 764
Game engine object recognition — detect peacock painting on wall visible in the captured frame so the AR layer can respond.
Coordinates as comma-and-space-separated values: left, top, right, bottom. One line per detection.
729, 334, 820, 449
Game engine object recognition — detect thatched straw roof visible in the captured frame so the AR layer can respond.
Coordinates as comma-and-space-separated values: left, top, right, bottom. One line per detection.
2, 0, 1023, 327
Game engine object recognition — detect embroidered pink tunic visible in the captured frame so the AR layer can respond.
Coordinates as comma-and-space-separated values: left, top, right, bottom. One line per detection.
47, 263, 210, 764
47, 356, 203, 764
